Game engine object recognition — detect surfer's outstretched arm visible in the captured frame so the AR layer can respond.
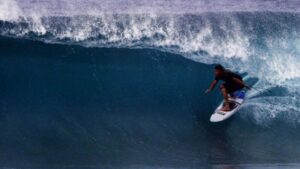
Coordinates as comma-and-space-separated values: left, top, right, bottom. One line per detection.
232, 77, 251, 90
205, 80, 218, 93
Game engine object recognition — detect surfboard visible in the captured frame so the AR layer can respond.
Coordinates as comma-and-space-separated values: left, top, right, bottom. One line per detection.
210, 90, 246, 122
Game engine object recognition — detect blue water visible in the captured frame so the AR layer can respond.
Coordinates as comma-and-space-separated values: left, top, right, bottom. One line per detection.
1, 1, 300, 169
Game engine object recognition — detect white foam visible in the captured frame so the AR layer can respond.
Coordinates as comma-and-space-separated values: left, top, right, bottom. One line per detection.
0, 0, 22, 21
240, 95, 300, 127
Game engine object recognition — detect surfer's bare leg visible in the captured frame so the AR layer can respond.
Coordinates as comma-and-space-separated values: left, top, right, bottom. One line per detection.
220, 84, 231, 111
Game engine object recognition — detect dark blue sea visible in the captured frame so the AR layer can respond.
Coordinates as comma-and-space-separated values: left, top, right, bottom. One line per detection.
0, 0, 300, 169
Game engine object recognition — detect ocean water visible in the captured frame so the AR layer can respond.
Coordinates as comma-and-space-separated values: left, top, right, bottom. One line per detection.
1, 0, 300, 169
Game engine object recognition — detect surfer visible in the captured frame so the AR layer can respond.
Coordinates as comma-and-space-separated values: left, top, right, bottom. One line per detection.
205, 64, 250, 111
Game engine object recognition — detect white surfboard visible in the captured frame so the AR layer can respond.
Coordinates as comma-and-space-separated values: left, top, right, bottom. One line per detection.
210, 90, 246, 122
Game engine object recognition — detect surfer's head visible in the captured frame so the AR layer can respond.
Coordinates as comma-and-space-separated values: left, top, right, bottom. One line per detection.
214, 64, 225, 77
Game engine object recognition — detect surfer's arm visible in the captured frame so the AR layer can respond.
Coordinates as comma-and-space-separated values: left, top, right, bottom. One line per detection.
232, 77, 251, 90
205, 80, 218, 93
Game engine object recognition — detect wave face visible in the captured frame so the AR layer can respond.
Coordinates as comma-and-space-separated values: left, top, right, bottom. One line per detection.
2, 37, 300, 169
1, 0, 300, 168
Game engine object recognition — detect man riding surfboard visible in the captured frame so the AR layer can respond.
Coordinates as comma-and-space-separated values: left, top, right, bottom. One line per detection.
205, 64, 251, 112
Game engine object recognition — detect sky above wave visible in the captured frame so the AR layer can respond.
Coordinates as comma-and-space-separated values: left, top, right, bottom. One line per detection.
14, 0, 300, 15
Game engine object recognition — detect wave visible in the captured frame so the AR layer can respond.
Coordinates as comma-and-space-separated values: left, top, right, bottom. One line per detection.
1, 1, 300, 127
2, 15, 300, 128
1, 1, 300, 168
2, 37, 300, 167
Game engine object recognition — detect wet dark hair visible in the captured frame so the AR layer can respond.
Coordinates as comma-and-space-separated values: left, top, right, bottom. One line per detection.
214, 64, 225, 71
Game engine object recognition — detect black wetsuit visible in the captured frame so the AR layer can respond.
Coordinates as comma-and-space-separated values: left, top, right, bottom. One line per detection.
215, 70, 244, 93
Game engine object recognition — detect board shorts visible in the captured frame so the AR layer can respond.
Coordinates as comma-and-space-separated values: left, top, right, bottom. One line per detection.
222, 82, 244, 94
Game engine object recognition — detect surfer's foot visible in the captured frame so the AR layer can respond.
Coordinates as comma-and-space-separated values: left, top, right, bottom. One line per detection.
221, 102, 231, 112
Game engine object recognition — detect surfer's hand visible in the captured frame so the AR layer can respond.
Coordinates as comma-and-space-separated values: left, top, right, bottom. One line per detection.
205, 89, 211, 94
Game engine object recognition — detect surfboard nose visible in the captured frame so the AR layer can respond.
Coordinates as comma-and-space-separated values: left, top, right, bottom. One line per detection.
210, 114, 222, 122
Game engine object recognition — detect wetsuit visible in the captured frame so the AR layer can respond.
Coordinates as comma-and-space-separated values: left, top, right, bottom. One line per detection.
215, 70, 244, 93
